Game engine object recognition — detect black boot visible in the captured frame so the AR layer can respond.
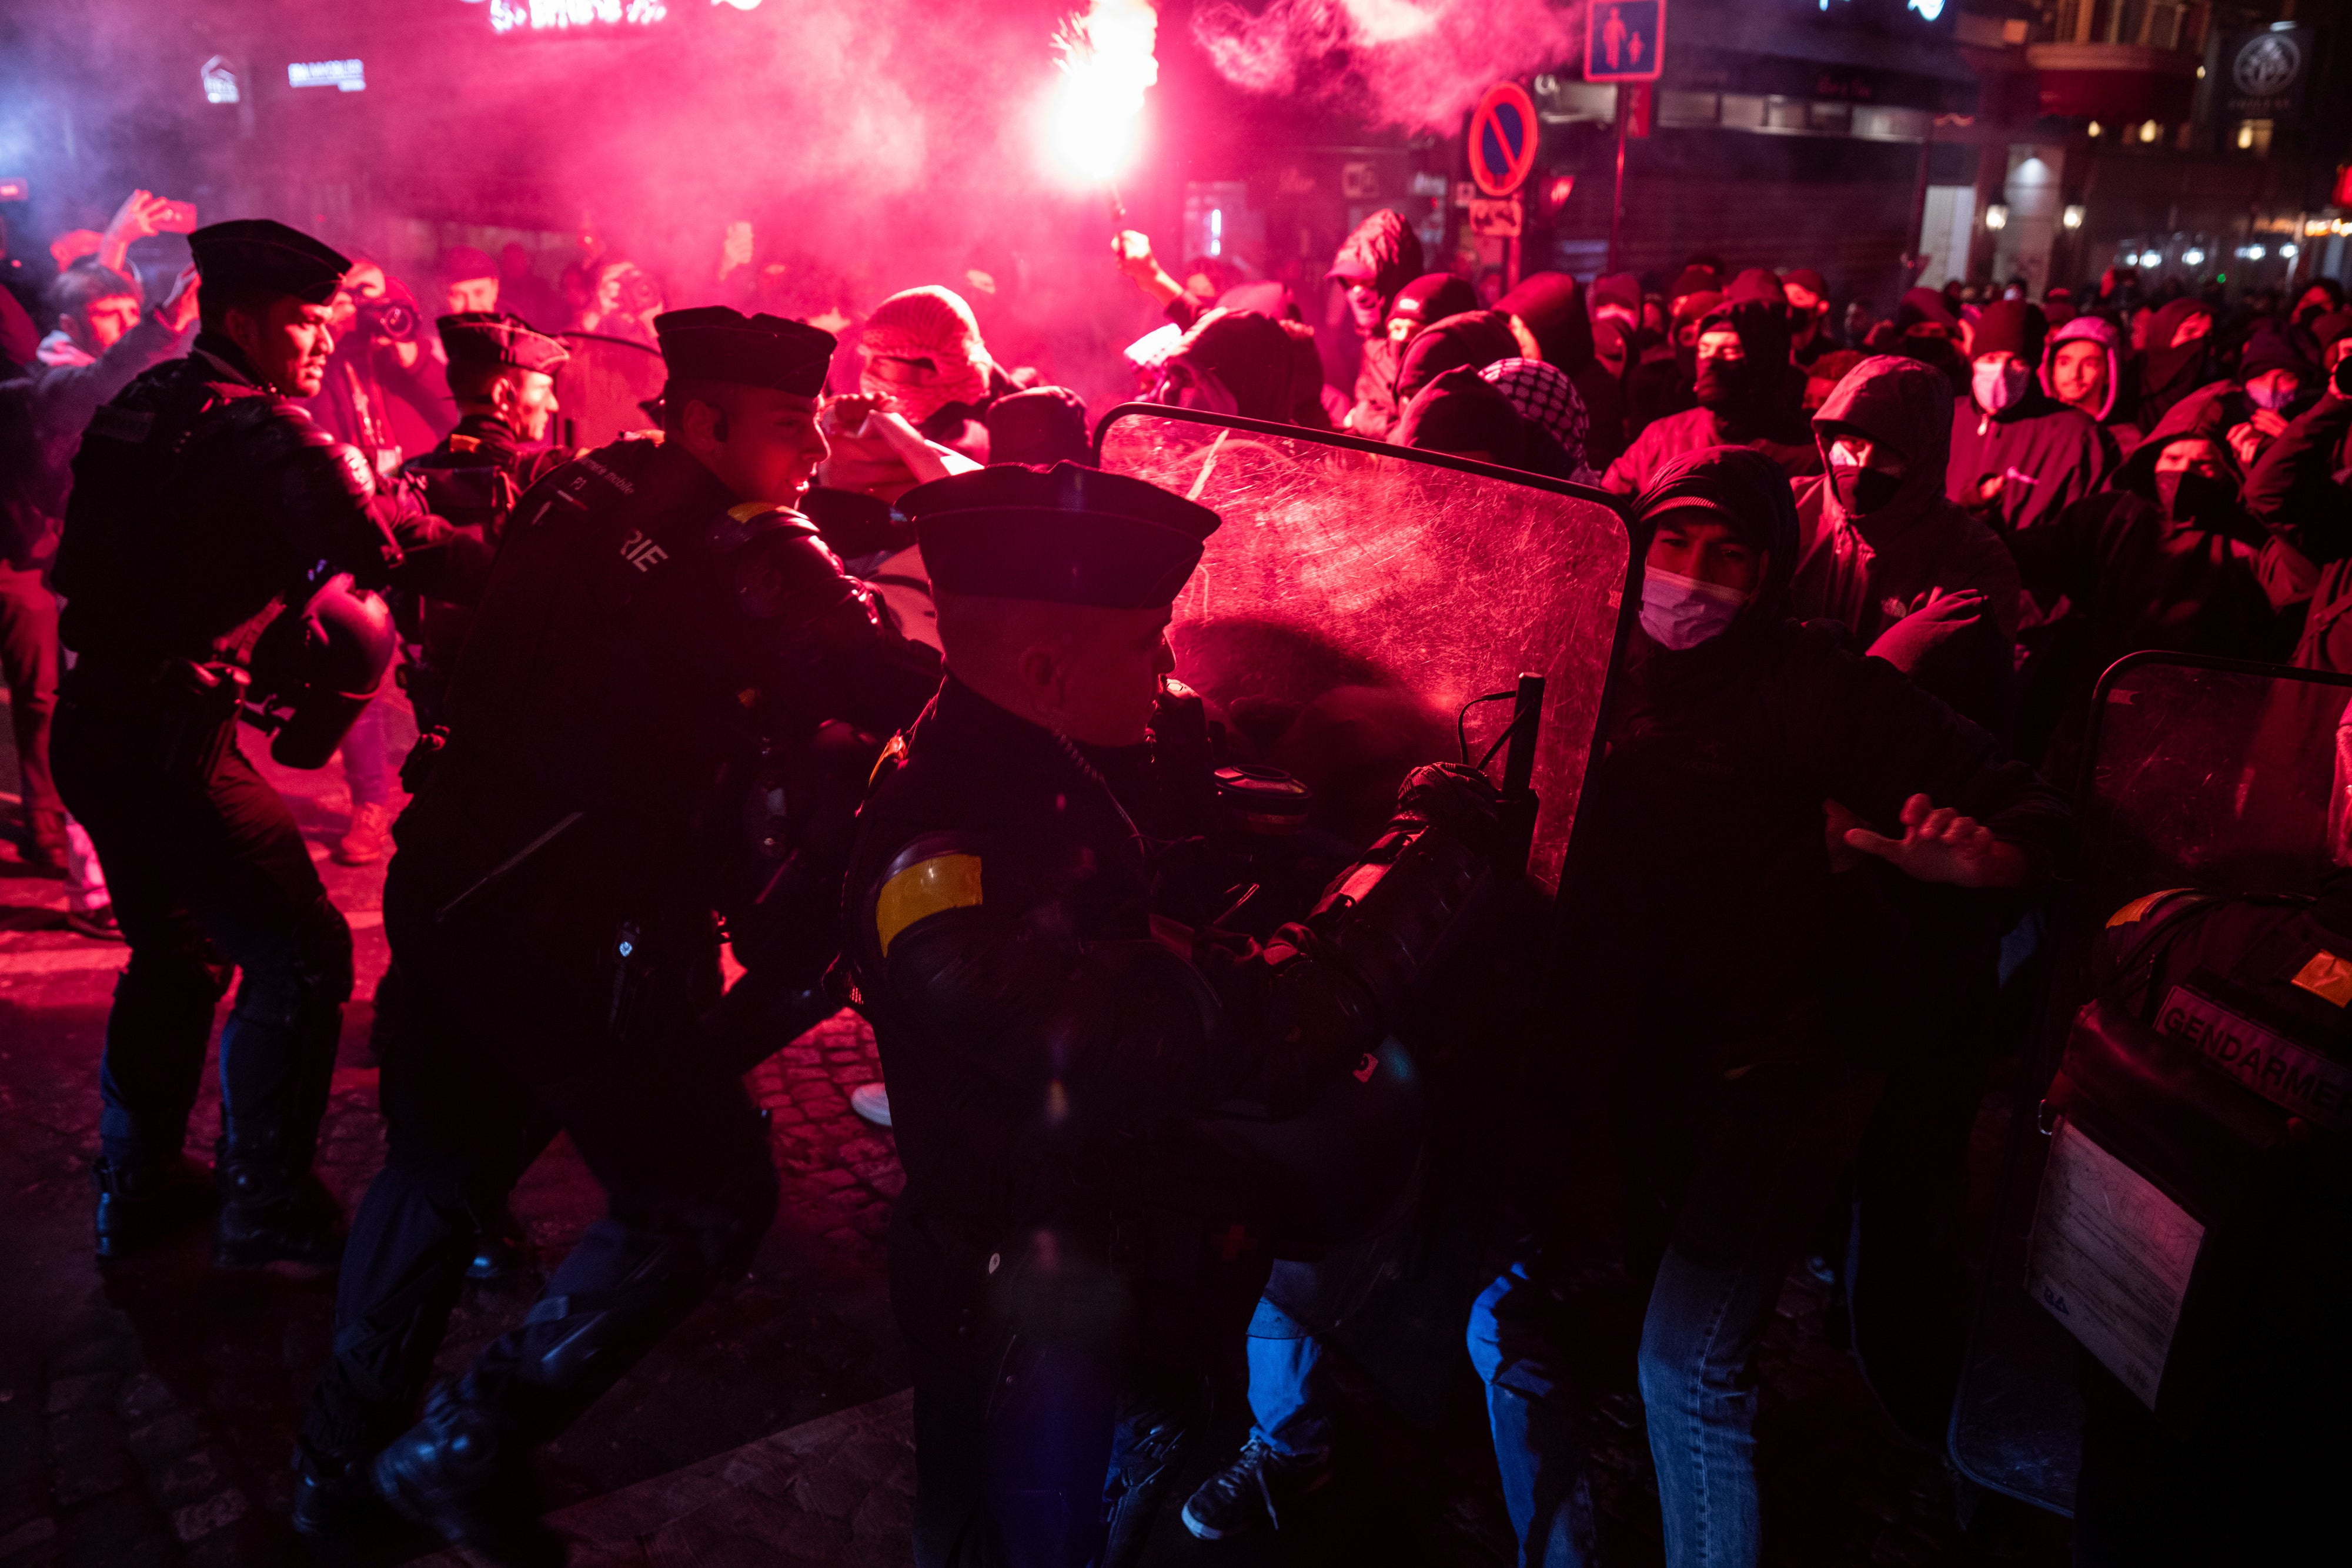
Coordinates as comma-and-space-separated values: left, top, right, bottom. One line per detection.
289, 1439, 388, 1538
93, 1155, 217, 1259
467, 1203, 527, 1282
372, 1385, 561, 1568
215, 1154, 345, 1269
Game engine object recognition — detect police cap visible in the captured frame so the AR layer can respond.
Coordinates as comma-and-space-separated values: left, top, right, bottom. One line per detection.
436, 311, 570, 375
900, 462, 1220, 610
188, 219, 350, 306
653, 306, 834, 397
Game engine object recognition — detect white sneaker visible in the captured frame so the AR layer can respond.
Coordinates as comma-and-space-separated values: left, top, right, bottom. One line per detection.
850, 1082, 893, 1127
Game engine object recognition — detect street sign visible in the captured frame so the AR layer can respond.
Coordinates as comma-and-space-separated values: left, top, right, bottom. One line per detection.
1468, 81, 1539, 198
1586, 0, 1664, 83
1468, 196, 1524, 238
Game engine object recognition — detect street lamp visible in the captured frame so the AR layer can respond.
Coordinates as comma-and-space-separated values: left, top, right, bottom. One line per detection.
2062, 205, 2086, 230
1985, 205, 2009, 230
2183, 248, 2206, 266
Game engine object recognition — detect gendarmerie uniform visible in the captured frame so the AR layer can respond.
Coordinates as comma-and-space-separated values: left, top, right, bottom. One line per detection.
846, 463, 1494, 1567
397, 310, 573, 730
297, 307, 939, 1563
51, 218, 439, 1266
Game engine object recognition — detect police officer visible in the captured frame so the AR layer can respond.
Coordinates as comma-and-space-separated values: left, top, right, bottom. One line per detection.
398, 310, 572, 730
294, 307, 940, 1564
849, 462, 1501, 1567
50, 219, 439, 1265
2063, 875, 2352, 1564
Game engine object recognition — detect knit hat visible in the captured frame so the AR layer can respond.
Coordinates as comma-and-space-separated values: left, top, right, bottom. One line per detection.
1391, 273, 1478, 332
1782, 268, 1829, 302
1722, 268, 1786, 307
437, 245, 497, 285
860, 285, 993, 425
1669, 265, 1720, 301
1591, 273, 1643, 316
1969, 300, 2046, 364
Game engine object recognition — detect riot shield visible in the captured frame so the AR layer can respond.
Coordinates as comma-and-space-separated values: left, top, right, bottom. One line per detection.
553, 332, 666, 450
1093, 406, 1633, 892
1949, 653, 2352, 1513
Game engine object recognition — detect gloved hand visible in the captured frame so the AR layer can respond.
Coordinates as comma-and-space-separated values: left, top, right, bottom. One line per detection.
1866, 588, 1989, 678
1394, 761, 1504, 851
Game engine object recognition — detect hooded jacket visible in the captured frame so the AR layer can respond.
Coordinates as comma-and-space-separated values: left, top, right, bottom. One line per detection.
1391, 364, 1581, 482
1793, 355, 2023, 647
1332, 211, 1425, 440
2241, 384, 2352, 679
1947, 334, 2113, 537
0, 308, 192, 570
1392, 309, 1521, 413
1563, 448, 2069, 1251
1602, 299, 1818, 495
2134, 299, 2216, 433
2009, 380, 2297, 771
1157, 307, 1307, 424
1498, 271, 1626, 466
2039, 313, 2137, 455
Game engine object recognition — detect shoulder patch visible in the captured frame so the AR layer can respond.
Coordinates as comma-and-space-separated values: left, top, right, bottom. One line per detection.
2291, 950, 2352, 1008
2107, 888, 2197, 929
876, 852, 983, 956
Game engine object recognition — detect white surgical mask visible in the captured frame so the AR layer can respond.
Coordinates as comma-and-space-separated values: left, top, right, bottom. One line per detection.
1972, 357, 2034, 415
2247, 380, 2297, 412
1639, 567, 1750, 650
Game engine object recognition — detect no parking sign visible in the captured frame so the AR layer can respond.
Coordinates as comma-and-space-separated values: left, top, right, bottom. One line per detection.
1468, 81, 1539, 199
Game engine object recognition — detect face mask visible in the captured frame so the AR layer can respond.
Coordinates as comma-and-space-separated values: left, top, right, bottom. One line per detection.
2247, 380, 2297, 412
1971, 357, 2034, 414
1693, 359, 1749, 410
2154, 470, 2234, 526
1639, 567, 1750, 650
1828, 462, 1903, 516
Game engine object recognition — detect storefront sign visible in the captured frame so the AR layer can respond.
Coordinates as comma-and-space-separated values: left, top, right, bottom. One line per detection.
1468, 196, 1523, 238
2223, 25, 2310, 122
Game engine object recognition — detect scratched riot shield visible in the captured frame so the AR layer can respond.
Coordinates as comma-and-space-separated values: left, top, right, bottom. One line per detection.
553, 332, 665, 450
1949, 653, 2352, 1513
1094, 406, 1633, 892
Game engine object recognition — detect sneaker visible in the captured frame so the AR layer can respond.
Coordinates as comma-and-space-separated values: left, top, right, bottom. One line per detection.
335, 802, 395, 866
849, 1082, 893, 1127
62, 906, 123, 941
1180, 1436, 1333, 1541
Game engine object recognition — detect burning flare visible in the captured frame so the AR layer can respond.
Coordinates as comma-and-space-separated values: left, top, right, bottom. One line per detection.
1044, 0, 1160, 189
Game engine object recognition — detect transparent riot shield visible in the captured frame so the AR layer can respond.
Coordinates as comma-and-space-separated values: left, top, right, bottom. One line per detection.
1093, 406, 1633, 893
1949, 653, 2352, 1513
553, 332, 666, 451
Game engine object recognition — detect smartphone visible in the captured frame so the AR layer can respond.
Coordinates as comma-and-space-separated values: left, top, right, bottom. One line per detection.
154, 200, 199, 234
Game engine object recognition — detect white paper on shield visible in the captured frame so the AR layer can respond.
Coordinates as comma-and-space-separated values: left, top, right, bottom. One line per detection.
2026, 1117, 2206, 1408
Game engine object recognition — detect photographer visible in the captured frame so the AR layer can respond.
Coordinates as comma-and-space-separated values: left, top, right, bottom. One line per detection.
2243, 332, 2352, 678
309, 259, 456, 477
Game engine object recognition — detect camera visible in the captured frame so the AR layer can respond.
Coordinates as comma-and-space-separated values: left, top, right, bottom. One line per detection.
357, 297, 420, 343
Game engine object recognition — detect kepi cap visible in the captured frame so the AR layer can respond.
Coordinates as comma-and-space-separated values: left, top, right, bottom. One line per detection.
901, 462, 1219, 610
437, 312, 569, 375
188, 219, 350, 306
654, 305, 834, 397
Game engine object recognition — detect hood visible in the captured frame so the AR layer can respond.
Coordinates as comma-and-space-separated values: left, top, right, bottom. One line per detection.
1217, 279, 1302, 322
1391, 272, 1478, 334
1700, 296, 1792, 370
1327, 210, 1425, 307
2237, 318, 2318, 386
1481, 356, 1592, 477
1394, 364, 1529, 463
1160, 307, 1300, 423
1394, 309, 1522, 409
1496, 271, 1593, 368
2115, 379, 2249, 501
2040, 313, 2123, 422
2138, 298, 2216, 420
1592, 272, 1643, 318
1810, 353, 1956, 521
1633, 444, 1800, 633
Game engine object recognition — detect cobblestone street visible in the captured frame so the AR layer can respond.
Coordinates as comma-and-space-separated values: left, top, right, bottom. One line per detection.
0, 694, 2072, 1567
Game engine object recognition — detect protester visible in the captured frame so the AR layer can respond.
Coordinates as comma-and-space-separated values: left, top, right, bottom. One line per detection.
1474, 445, 2068, 1568
2040, 312, 2136, 452
983, 383, 1091, 466
433, 246, 499, 316
2133, 296, 2217, 433
2227, 317, 2318, 469
1113, 229, 1237, 330
573, 255, 664, 346
0, 259, 198, 881
857, 283, 1007, 458
1604, 283, 1819, 494
2243, 339, 2352, 678
1781, 268, 1834, 366
1328, 209, 1425, 438
1387, 272, 1476, 354
1947, 300, 2113, 535
1496, 270, 1624, 467
1391, 363, 1580, 482
1481, 357, 1597, 483
1390, 305, 1521, 417
1872, 286, 1969, 392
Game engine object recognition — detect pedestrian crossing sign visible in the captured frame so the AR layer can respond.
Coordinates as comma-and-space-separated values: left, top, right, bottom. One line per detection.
1588, 0, 1665, 83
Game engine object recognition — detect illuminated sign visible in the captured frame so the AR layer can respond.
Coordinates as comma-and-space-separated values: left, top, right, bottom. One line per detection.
288, 59, 366, 92
0, 178, 29, 203
202, 55, 241, 105
487, 0, 670, 34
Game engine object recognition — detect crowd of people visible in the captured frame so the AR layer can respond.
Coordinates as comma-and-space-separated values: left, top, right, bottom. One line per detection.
0, 187, 2346, 1568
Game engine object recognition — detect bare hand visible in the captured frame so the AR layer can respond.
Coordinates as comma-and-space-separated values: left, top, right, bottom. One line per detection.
1114, 230, 1158, 282
159, 265, 201, 333
105, 189, 172, 245
1843, 793, 2033, 888
1973, 473, 2005, 505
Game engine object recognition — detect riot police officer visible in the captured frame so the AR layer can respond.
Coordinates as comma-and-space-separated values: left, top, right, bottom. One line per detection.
51, 219, 439, 1265
849, 462, 1502, 1567
398, 310, 572, 730
294, 307, 940, 1564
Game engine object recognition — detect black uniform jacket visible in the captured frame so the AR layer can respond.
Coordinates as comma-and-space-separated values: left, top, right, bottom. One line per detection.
844, 676, 1261, 1258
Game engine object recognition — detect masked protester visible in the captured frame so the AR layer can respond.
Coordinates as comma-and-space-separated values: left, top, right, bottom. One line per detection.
2243, 325, 2352, 682
2227, 319, 2318, 469
1603, 283, 1819, 496
2009, 382, 2298, 777
1472, 444, 2068, 1568
2133, 297, 2216, 433
858, 285, 1008, 459
1390, 363, 1581, 482
1795, 355, 2022, 660
1149, 307, 1312, 425
1780, 268, 1835, 367
2040, 313, 2140, 456
1385, 272, 1476, 352
982, 385, 1091, 467
1870, 287, 1969, 393
2287, 276, 2345, 365
1329, 210, 1425, 439
1947, 300, 2113, 536
1392, 307, 1522, 412
1496, 271, 1626, 467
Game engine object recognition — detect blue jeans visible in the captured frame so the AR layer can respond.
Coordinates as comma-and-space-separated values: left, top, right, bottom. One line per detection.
1244, 1295, 1332, 1459
1470, 1248, 1785, 1568
339, 686, 402, 807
